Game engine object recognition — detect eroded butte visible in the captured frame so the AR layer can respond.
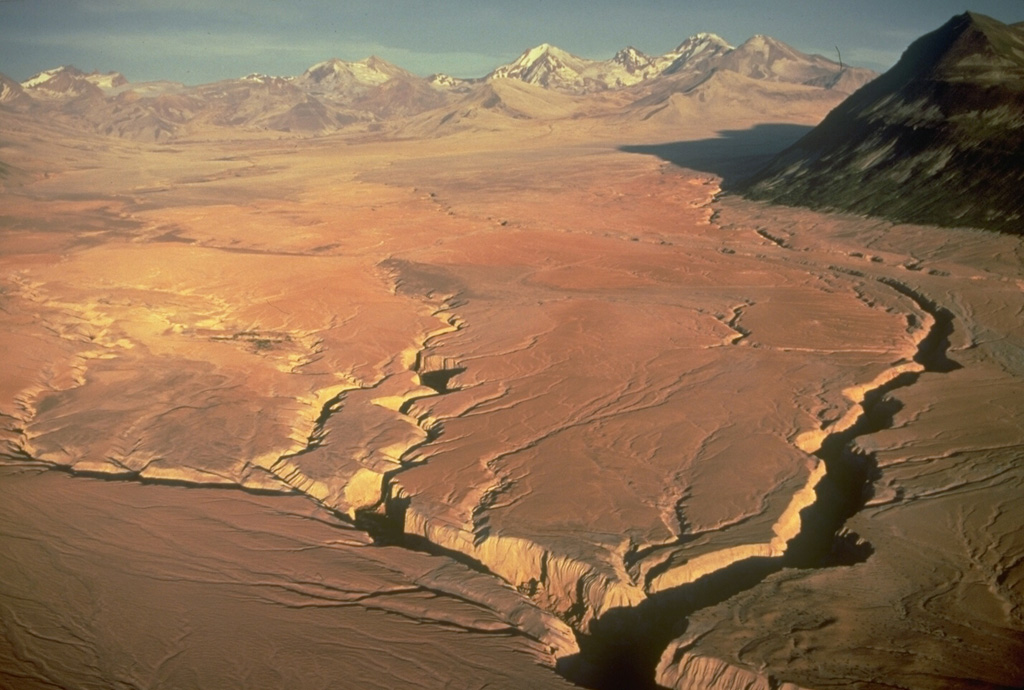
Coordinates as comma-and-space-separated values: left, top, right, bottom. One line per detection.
1, 93, 1022, 689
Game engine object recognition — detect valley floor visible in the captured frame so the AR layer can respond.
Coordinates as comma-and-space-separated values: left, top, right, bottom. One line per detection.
1, 115, 1022, 689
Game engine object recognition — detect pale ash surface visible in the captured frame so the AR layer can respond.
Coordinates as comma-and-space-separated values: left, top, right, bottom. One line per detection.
0, 111, 1021, 689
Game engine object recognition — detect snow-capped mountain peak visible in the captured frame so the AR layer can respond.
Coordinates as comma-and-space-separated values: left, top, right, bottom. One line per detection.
22, 66, 83, 89
488, 34, 738, 92
22, 66, 128, 91
3, 28, 876, 141
19, 65, 124, 99
739, 34, 798, 56
358, 55, 402, 78
303, 58, 357, 84
678, 33, 732, 57
688, 32, 730, 48
657, 33, 734, 73
613, 46, 655, 73
520, 43, 558, 64
300, 56, 409, 91
489, 43, 593, 90
493, 44, 579, 75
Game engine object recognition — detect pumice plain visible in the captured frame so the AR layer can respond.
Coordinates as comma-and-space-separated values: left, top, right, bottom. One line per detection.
1, 5, 1022, 689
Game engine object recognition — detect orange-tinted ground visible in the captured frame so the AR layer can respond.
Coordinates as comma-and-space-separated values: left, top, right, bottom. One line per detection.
1, 109, 1022, 689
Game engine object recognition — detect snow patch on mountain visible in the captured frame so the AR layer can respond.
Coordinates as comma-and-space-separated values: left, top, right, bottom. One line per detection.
490, 33, 736, 92
302, 57, 404, 87
0, 78, 20, 103
21, 66, 128, 98
428, 73, 473, 91
242, 73, 277, 83
22, 67, 70, 89
490, 44, 594, 90
85, 71, 128, 91
659, 32, 733, 68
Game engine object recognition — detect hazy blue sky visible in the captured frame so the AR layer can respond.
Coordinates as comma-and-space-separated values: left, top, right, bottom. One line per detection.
1, 0, 1023, 84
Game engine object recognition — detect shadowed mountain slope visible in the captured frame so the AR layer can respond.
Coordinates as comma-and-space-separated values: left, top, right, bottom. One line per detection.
739, 12, 1024, 233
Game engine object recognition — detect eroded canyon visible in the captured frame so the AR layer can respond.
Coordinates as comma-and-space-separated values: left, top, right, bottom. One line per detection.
2, 71, 1023, 689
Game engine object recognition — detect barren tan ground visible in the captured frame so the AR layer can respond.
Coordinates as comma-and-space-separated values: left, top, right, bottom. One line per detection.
1, 105, 1022, 689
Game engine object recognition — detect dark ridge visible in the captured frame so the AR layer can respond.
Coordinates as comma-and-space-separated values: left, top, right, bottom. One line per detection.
738, 12, 1024, 233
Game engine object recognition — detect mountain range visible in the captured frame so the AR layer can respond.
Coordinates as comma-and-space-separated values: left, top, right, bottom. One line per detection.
0, 33, 875, 140
739, 12, 1024, 233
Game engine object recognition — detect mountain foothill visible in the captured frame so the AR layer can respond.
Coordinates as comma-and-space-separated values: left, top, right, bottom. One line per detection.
0, 32, 876, 141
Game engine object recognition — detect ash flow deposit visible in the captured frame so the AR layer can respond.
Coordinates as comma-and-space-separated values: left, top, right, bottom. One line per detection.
2, 9, 1024, 690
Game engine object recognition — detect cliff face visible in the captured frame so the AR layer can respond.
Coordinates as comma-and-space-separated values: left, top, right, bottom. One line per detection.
739, 13, 1024, 233
657, 642, 809, 690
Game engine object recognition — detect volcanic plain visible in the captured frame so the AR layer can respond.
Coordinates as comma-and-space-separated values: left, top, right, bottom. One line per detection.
2, 28, 1023, 690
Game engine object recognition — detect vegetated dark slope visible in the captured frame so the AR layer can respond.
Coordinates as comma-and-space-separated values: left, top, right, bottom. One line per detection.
739, 12, 1024, 233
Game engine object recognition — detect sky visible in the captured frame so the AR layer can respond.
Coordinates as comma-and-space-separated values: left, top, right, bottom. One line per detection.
1, 0, 1023, 85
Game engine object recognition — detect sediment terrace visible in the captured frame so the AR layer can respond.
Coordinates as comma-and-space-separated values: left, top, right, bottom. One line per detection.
1, 117, 1022, 689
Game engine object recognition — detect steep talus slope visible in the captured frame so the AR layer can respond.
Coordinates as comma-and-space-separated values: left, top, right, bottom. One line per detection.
740, 12, 1024, 233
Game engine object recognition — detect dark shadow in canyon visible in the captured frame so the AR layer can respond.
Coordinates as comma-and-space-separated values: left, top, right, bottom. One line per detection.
557, 557, 781, 690
620, 123, 813, 187
554, 276, 962, 689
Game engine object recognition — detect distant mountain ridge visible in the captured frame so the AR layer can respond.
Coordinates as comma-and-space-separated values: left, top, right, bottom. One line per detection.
486, 33, 876, 94
21, 66, 128, 98
739, 12, 1024, 233
1, 31, 875, 141
486, 34, 734, 92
